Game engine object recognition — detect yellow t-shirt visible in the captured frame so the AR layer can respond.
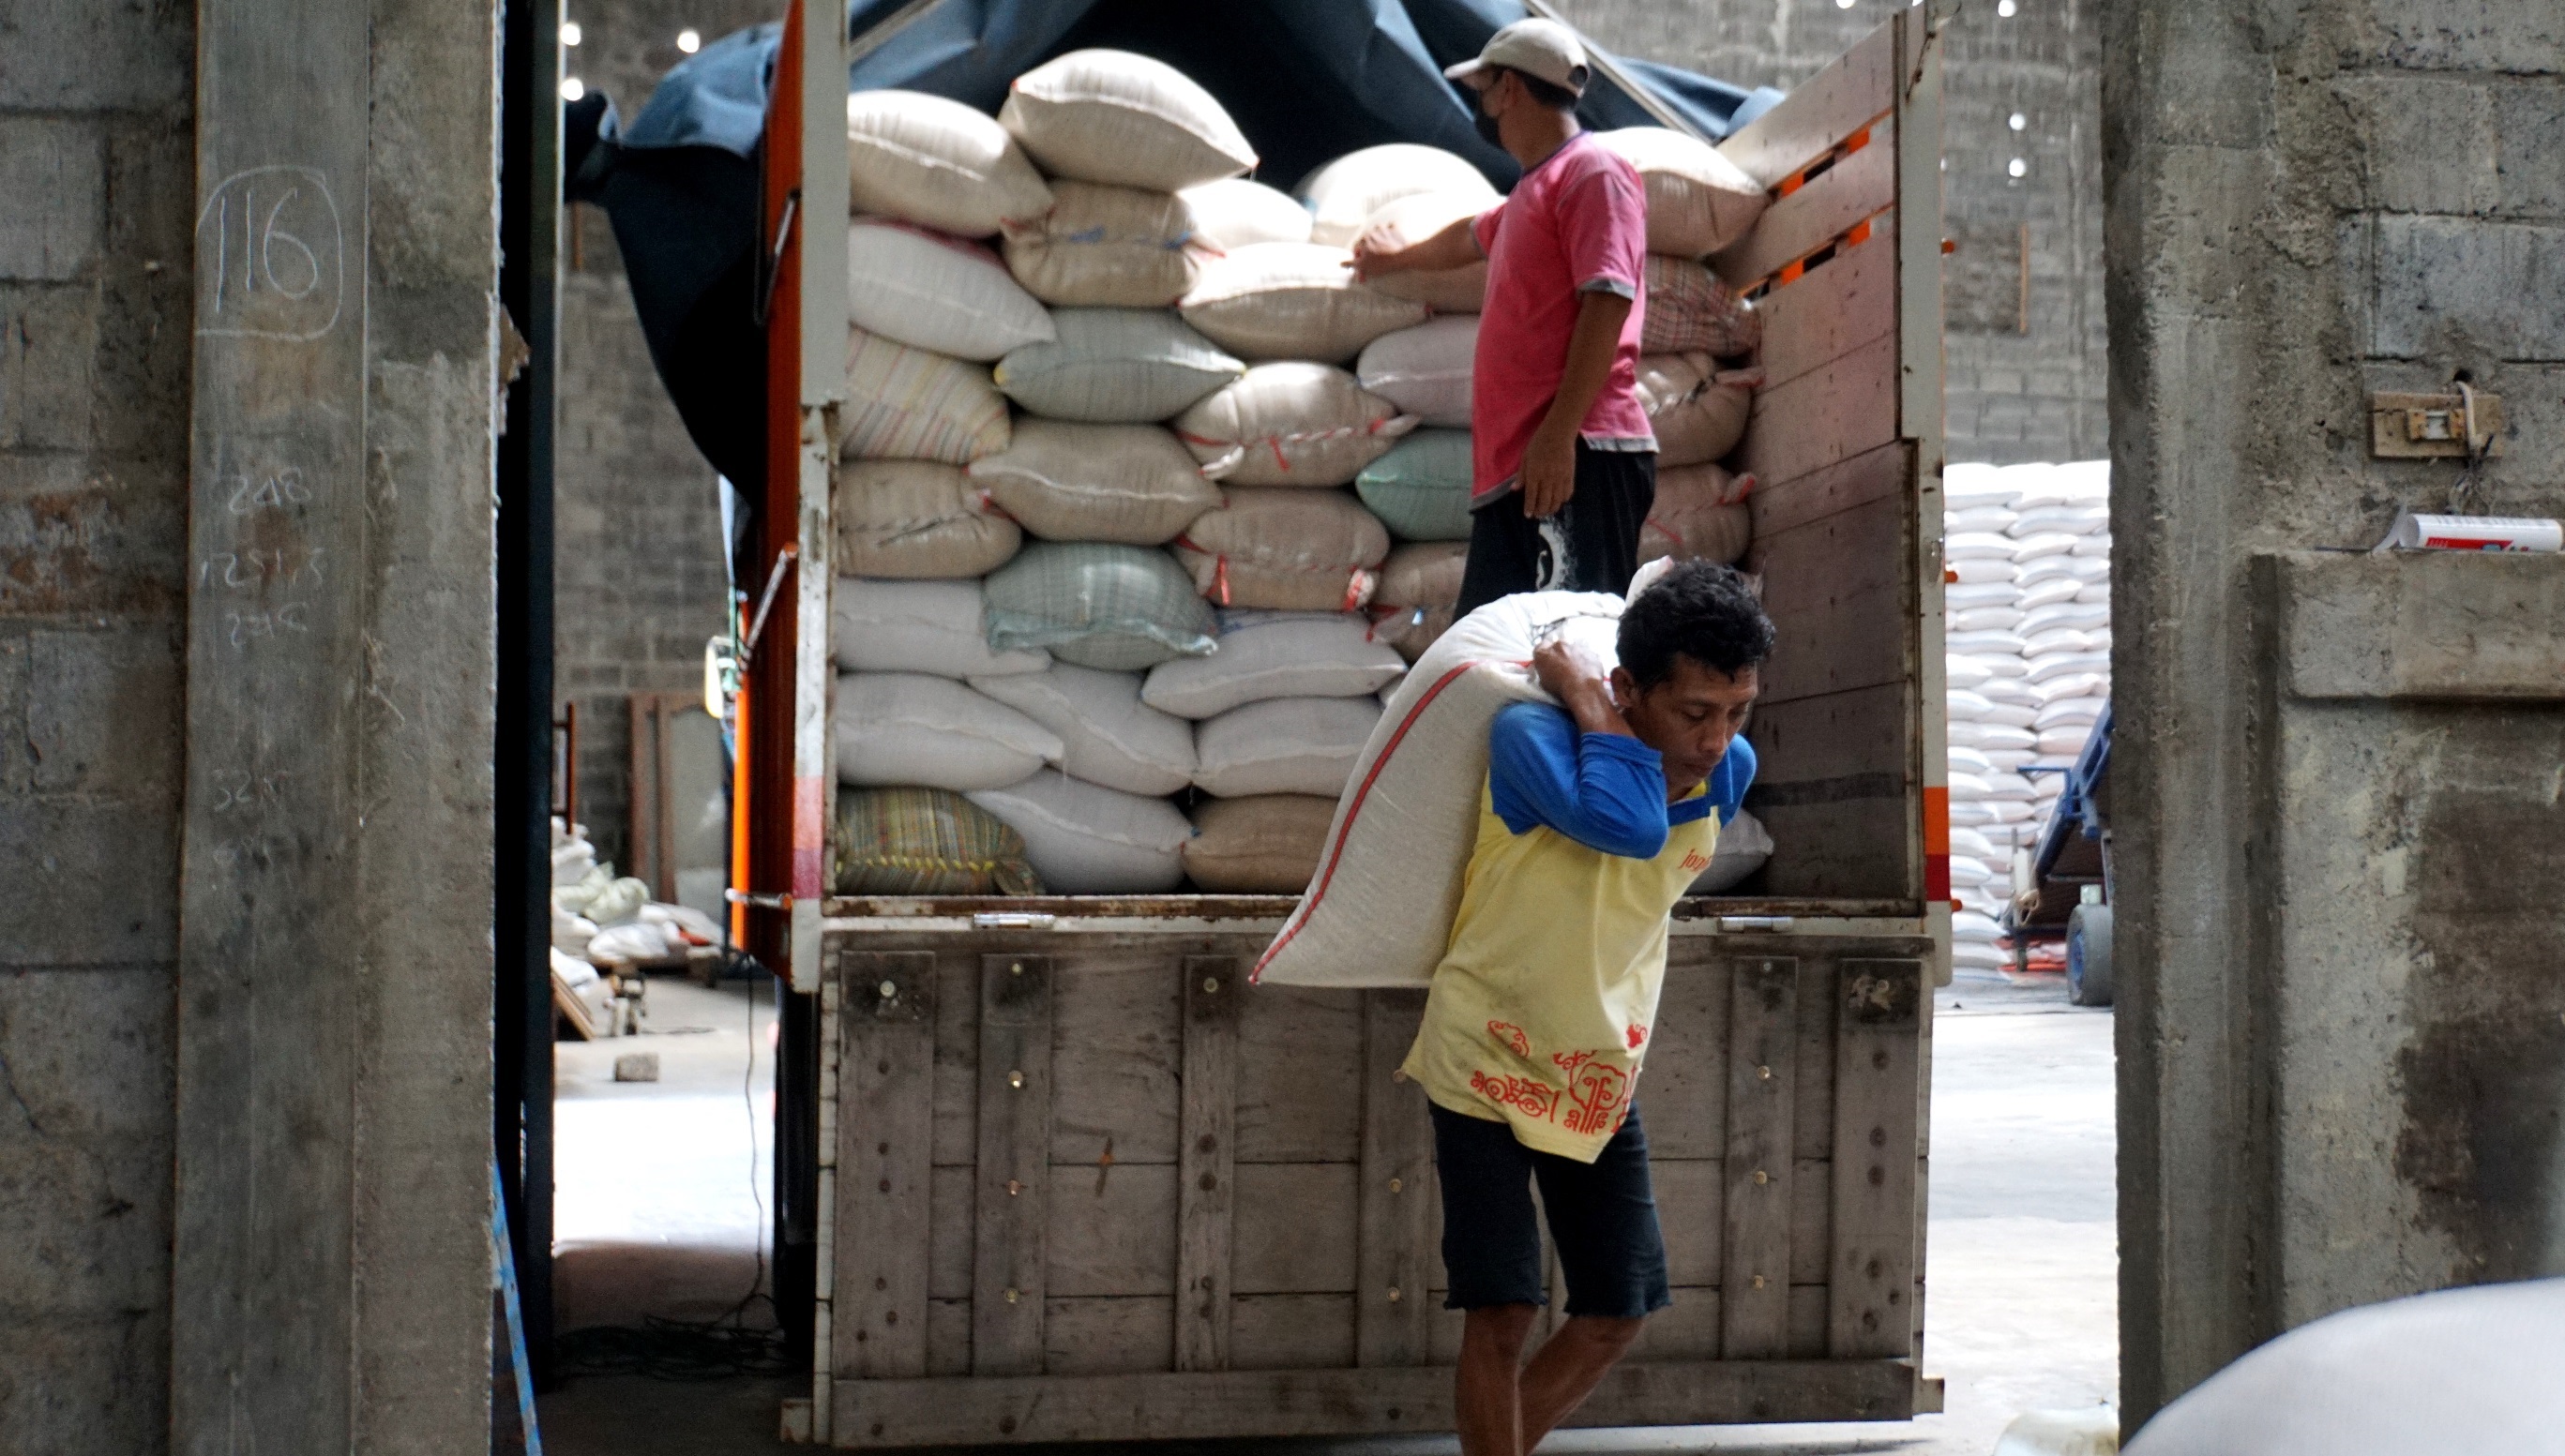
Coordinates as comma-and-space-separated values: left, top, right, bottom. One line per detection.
1400, 776, 1717, 1162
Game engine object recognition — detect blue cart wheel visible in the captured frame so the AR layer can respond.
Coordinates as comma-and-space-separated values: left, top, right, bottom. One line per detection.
2067, 904, 2114, 1008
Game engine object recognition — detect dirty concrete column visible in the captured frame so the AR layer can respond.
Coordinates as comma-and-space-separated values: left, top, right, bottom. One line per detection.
2105, 0, 2565, 1428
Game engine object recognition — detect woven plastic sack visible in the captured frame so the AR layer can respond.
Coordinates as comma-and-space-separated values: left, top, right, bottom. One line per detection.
1592, 128, 1768, 257
1354, 430, 1473, 542
833, 787, 1043, 895
994, 308, 1242, 424
1181, 242, 1430, 364
839, 326, 1013, 464
967, 420, 1221, 545
999, 50, 1256, 190
1642, 255, 1760, 357
1367, 541, 1466, 662
1356, 317, 1475, 428
1183, 795, 1336, 893
844, 90, 1055, 238
1194, 695, 1381, 798
833, 460, 1021, 578
1181, 177, 1312, 249
833, 672, 1064, 790
1174, 362, 1417, 487
969, 662, 1196, 797
1142, 613, 1406, 719
1359, 191, 1491, 312
1002, 181, 1204, 308
1635, 353, 1754, 466
847, 219, 1056, 362
1176, 488, 1391, 612
983, 542, 1217, 670
1638, 462, 1755, 565
1298, 144, 1496, 248
830, 578, 1050, 677
967, 769, 1193, 893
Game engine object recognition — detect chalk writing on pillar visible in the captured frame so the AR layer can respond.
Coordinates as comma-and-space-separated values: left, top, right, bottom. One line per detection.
195, 165, 345, 341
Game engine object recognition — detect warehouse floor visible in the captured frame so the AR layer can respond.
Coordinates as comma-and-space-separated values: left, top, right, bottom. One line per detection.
537, 968, 2116, 1454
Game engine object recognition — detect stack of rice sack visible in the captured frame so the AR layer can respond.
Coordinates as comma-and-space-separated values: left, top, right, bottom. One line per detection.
1939, 460, 2113, 968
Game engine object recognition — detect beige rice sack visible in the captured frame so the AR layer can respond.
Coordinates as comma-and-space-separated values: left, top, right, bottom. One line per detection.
1180, 177, 1312, 250
838, 325, 1013, 464
1298, 144, 1497, 248
1181, 242, 1431, 364
1253, 591, 1625, 987
1367, 541, 1467, 662
1183, 794, 1338, 893
1173, 362, 1417, 487
834, 459, 1021, 578
1001, 180, 1204, 308
847, 219, 1056, 361
999, 49, 1257, 190
1355, 316, 1475, 428
1192, 696, 1381, 798
1359, 191, 1491, 312
1175, 487, 1390, 612
1642, 254, 1760, 357
1592, 127, 1768, 257
1639, 460, 1755, 565
1635, 353, 1755, 466
966, 420, 1221, 546
845, 89, 1056, 237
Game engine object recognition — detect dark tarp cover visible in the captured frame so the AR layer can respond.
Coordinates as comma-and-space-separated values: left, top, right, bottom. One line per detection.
568, 0, 1782, 491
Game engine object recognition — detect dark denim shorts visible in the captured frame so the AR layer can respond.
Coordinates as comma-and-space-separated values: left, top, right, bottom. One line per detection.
1429, 1102, 1672, 1320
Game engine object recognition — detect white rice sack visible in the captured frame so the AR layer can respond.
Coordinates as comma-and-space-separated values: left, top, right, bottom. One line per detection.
2076, 581, 2109, 604
2074, 533, 2112, 559
1950, 558, 2018, 585
2016, 577, 2083, 609
1369, 540, 1468, 662
2036, 697, 2107, 732
2025, 627, 2097, 655
967, 420, 1221, 545
967, 769, 1193, 893
993, 308, 1244, 424
1142, 613, 1406, 718
839, 325, 1013, 464
1194, 695, 1381, 797
1688, 806, 1773, 893
1946, 504, 2018, 534
2021, 554, 2113, 586
2027, 651, 2113, 684
1951, 942, 2008, 970
2010, 532, 2083, 564
2034, 673, 2107, 703
1984, 793, 2036, 818
1637, 463, 1754, 567
1983, 771, 2041, 802
1950, 606, 2024, 632
1591, 127, 1767, 256
2012, 464, 2110, 510
844, 89, 1055, 237
834, 672, 1064, 790
1946, 771, 1994, 800
999, 49, 1255, 190
1942, 465, 2016, 510
1949, 800, 1999, 828
1945, 656, 1993, 689
831, 578, 1050, 677
1181, 177, 1312, 250
2010, 503, 2109, 537
1949, 583, 2024, 609
834, 460, 1022, 579
2038, 727, 2093, 757
1947, 745, 1996, 775
1948, 858, 1993, 889
1953, 909, 2006, 943
1356, 317, 1476, 428
1946, 630, 2029, 656
1966, 651, 2029, 679
1360, 190, 1493, 312
1001, 180, 1204, 308
1946, 531, 2020, 562
1950, 826, 2000, 860
846, 219, 1056, 361
1182, 242, 1432, 363
970, 662, 1196, 797
1298, 144, 1496, 248
1174, 362, 1418, 486
2026, 603, 2107, 633
1950, 722, 2037, 754
1946, 687, 1996, 721
1978, 702, 2039, 729
1634, 353, 1752, 466
1175, 487, 1393, 612
2088, 627, 2113, 651
1979, 677, 2040, 708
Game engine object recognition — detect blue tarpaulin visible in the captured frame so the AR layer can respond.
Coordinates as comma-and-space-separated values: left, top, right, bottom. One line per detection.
570, 0, 1781, 489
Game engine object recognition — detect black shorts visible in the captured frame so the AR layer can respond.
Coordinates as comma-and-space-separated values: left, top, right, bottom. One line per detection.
1454, 442, 1657, 618
1430, 1102, 1671, 1320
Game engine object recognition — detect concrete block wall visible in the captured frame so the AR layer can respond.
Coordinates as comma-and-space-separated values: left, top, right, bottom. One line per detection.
0, 3, 196, 1448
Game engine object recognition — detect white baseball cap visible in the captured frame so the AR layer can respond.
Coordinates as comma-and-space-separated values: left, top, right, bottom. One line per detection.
1443, 18, 1591, 97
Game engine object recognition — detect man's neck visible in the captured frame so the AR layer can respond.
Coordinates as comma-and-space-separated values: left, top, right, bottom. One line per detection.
1504, 113, 1582, 172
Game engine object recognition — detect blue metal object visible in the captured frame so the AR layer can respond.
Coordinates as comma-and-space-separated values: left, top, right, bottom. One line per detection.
492, 1159, 545, 1455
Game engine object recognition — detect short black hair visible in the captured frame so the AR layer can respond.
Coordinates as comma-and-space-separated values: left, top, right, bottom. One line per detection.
1618, 561, 1775, 687
1493, 64, 1582, 111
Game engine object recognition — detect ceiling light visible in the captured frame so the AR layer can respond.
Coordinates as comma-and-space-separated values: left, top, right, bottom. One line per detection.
561, 76, 585, 101
2008, 157, 2028, 178
561, 20, 581, 45
677, 28, 702, 53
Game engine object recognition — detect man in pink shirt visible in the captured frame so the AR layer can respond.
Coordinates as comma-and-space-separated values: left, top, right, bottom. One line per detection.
1354, 19, 1656, 617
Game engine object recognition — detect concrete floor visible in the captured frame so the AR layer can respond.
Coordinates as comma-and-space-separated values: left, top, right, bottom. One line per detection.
539, 967, 2116, 1454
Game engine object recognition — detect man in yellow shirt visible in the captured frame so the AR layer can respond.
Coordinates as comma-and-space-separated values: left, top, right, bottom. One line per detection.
1403, 561, 1770, 1456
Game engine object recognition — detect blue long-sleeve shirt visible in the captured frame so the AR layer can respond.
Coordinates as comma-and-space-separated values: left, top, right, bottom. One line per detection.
1486, 701, 1757, 859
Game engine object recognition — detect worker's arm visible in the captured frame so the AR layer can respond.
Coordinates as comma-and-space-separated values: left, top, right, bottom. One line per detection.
1348, 212, 1485, 279
1484, 641, 1669, 858
1518, 290, 1633, 518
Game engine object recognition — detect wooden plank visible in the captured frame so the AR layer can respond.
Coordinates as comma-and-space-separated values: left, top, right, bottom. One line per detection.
928, 1165, 972, 1298
1746, 683, 1913, 792
1045, 1163, 1177, 1297
931, 955, 977, 1164
1753, 223, 1898, 396
1233, 1163, 1361, 1293
1749, 440, 1908, 543
826, 1358, 1922, 1446
1652, 1159, 1726, 1287
1631, 1289, 1724, 1359
1746, 493, 1912, 706
1721, 958, 1800, 1358
1738, 330, 1898, 493
1894, 2, 1949, 449
1049, 952, 1182, 1166
837, 953, 937, 1379
1231, 1293, 1357, 1371
1793, 959, 1842, 1163
973, 953, 1053, 1374
1717, 15, 1898, 188
1749, 800, 1915, 904
1633, 957, 1729, 1159
1356, 988, 1435, 1365
1236, 983, 1364, 1163
1790, 1160, 1835, 1285
1713, 124, 1896, 288
1828, 959, 1924, 1358
1177, 956, 1242, 1372
1046, 1297, 1172, 1375
926, 1298, 970, 1376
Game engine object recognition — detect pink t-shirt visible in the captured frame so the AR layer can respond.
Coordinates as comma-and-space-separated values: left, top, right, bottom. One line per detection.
1468, 132, 1655, 504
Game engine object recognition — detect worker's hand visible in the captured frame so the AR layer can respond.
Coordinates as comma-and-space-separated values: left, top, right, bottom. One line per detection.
1346, 225, 1407, 280
1519, 422, 1577, 518
1532, 636, 1632, 737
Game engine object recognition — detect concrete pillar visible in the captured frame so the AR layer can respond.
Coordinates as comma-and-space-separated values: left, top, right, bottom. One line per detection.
2104, 0, 2565, 1428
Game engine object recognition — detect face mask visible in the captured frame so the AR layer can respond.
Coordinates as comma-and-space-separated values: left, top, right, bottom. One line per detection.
1474, 107, 1505, 147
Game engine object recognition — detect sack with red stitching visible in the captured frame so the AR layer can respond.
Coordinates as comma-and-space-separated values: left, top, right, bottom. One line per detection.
1173, 488, 1390, 612
1252, 589, 1624, 988
1173, 362, 1417, 487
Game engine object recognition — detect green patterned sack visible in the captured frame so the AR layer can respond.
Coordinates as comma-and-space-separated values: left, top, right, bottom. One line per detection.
983, 542, 1217, 671
994, 308, 1244, 423
835, 788, 1043, 896
1354, 429, 1474, 541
